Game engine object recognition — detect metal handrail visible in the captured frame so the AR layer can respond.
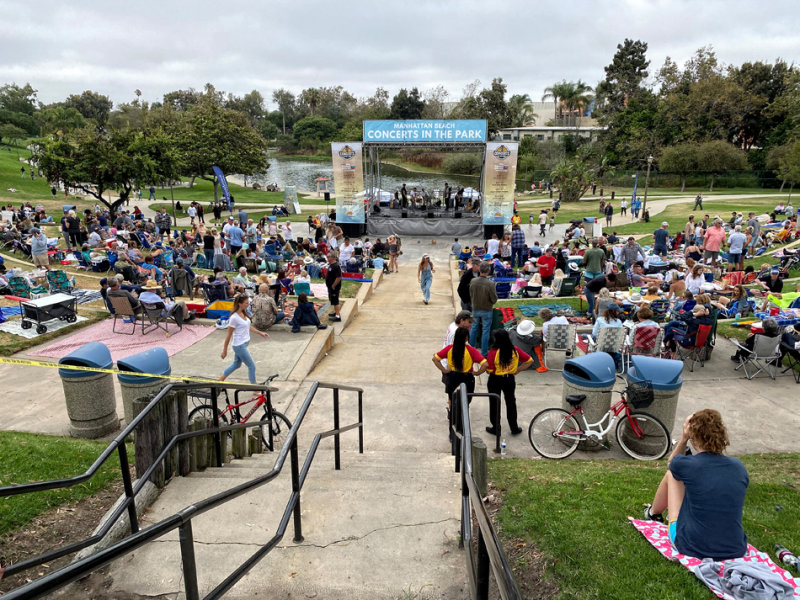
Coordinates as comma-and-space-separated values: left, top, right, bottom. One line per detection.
1, 381, 364, 600
452, 383, 521, 600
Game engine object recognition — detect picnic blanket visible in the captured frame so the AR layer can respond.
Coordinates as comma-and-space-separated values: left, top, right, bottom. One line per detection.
0, 306, 22, 319
70, 289, 103, 305
630, 518, 799, 599
309, 283, 328, 299
518, 304, 574, 318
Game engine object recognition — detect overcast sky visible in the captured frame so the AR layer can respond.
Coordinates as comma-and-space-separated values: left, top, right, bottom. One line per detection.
0, 0, 797, 109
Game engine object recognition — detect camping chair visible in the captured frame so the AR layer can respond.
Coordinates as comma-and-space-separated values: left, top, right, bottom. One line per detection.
140, 301, 182, 336
587, 326, 628, 373
293, 281, 312, 297
13, 240, 32, 259
136, 232, 151, 249
109, 294, 142, 335
244, 258, 259, 274
71, 250, 91, 270
675, 324, 713, 372
201, 282, 228, 303
733, 335, 782, 380
543, 323, 576, 372
46, 270, 73, 294
780, 337, 800, 383
8, 276, 46, 299
648, 299, 669, 323
556, 278, 577, 297
622, 326, 663, 371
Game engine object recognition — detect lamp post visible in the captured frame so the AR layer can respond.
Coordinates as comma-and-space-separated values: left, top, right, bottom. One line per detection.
640, 155, 653, 222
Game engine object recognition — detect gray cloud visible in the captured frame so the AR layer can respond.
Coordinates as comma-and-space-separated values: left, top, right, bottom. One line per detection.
0, 0, 797, 107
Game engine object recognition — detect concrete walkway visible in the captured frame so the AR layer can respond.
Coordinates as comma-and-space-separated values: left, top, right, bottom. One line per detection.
106, 242, 469, 599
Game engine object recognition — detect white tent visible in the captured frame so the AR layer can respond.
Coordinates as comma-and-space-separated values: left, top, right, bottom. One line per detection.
463, 187, 481, 199
359, 188, 393, 205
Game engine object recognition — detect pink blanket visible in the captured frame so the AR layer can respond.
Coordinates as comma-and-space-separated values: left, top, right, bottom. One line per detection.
630, 518, 799, 599
28, 318, 216, 362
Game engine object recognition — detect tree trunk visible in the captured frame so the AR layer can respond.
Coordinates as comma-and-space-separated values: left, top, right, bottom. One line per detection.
789, 183, 794, 203
680, 176, 686, 192
780, 179, 785, 192
709, 174, 715, 192
282, 113, 286, 135
213, 179, 219, 202
188, 175, 196, 188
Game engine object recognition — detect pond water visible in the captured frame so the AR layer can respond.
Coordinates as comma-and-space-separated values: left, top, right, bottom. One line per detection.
251, 156, 480, 195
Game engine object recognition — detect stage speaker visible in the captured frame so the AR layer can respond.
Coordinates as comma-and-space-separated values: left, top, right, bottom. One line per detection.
324, 191, 331, 202
454, 212, 462, 219
427, 211, 434, 219
401, 211, 408, 218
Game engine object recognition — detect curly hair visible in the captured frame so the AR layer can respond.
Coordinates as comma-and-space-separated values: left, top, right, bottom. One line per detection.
689, 409, 729, 454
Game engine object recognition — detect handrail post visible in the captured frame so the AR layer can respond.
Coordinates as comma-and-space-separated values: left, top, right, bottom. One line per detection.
333, 387, 341, 470
357, 390, 364, 454
476, 527, 490, 600
452, 391, 461, 473
211, 387, 222, 467
291, 437, 304, 542
179, 521, 200, 600
117, 443, 139, 534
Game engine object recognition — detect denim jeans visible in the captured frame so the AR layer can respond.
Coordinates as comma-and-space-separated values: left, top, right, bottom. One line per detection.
470, 309, 493, 356
223, 341, 257, 383
511, 247, 525, 269
204, 249, 215, 267
585, 287, 597, 316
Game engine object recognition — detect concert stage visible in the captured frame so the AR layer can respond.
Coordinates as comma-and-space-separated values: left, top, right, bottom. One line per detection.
364, 206, 483, 237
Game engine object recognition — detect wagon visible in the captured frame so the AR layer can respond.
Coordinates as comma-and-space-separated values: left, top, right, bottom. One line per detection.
20, 293, 78, 335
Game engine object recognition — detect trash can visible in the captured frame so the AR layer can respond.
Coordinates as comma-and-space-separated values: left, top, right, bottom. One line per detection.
562, 354, 617, 450
59, 342, 118, 438
117, 348, 171, 426
625, 356, 683, 436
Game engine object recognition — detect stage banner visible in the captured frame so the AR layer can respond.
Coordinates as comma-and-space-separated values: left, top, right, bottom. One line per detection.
482, 142, 518, 225
330, 142, 365, 224
211, 165, 231, 205
363, 120, 487, 143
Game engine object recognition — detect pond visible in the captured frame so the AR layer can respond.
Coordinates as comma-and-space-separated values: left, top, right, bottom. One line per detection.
250, 156, 480, 195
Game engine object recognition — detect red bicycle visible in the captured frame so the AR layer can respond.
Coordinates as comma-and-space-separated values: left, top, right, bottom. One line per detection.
188, 374, 292, 451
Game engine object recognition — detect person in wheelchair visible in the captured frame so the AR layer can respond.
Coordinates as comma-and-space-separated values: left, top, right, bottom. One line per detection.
730, 317, 780, 362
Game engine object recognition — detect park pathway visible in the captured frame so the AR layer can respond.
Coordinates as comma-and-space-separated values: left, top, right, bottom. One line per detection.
107, 240, 469, 599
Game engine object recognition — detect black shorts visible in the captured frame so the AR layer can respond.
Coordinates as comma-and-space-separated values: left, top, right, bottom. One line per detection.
328, 289, 340, 305
541, 275, 554, 285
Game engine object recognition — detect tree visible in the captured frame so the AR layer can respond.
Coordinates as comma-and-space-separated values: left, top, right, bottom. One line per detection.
767, 143, 792, 191
36, 106, 86, 136
65, 90, 113, 127
550, 148, 613, 202
542, 81, 573, 123
390, 88, 425, 120
226, 90, 265, 127
595, 39, 650, 120
777, 141, 800, 201
177, 99, 268, 199
507, 94, 536, 127
271, 88, 295, 134
543, 80, 592, 127
729, 60, 792, 149
337, 120, 363, 141
0, 83, 37, 115
360, 87, 391, 120
696, 140, 748, 191
422, 85, 449, 119
0, 123, 27, 146
292, 115, 338, 151
659, 143, 699, 191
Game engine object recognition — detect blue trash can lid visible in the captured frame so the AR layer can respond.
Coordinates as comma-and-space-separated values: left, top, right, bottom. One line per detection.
563, 353, 616, 388
117, 347, 171, 384
627, 356, 683, 390
58, 342, 112, 378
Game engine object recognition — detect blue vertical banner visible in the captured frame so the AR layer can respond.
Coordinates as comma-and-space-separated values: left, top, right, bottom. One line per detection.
211, 165, 231, 206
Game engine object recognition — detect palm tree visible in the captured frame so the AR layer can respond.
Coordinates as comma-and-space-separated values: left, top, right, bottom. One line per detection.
542, 81, 571, 124
508, 94, 537, 127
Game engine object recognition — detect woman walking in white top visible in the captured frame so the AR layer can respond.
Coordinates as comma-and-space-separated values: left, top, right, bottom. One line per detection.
219, 293, 269, 383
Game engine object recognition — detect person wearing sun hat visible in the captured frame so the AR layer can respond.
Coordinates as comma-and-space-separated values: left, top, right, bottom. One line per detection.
138, 279, 192, 323
509, 319, 548, 372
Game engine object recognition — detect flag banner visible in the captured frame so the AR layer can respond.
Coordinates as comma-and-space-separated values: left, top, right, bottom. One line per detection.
211, 165, 231, 205
482, 142, 518, 225
330, 142, 365, 224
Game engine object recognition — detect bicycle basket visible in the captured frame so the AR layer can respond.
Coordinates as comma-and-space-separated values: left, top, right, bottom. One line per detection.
626, 381, 654, 409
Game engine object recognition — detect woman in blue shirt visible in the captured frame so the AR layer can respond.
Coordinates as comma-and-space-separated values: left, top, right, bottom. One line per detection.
644, 410, 748, 560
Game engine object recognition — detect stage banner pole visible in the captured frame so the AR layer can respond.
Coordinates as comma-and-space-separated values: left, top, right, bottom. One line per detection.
481, 142, 518, 225
331, 142, 365, 224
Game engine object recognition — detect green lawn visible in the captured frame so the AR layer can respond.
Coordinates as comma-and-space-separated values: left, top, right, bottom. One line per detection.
490, 454, 800, 600
496, 297, 585, 325
0, 143, 53, 203
0, 432, 132, 536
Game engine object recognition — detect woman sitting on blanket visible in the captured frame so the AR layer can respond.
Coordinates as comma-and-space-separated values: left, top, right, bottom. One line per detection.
644, 410, 748, 560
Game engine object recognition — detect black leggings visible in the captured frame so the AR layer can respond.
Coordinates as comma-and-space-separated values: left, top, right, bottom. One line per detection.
487, 374, 519, 431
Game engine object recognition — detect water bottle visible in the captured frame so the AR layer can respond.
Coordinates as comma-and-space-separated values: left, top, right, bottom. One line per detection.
500, 439, 507, 458
774, 544, 798, 570
735, 312, 741, 320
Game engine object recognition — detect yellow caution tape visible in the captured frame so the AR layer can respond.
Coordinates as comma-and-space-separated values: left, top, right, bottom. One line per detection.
0, 356, 258, 386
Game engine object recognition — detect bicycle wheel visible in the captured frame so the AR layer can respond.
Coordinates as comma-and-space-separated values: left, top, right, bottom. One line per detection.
188, 404, 229, 429
261, 410, 292, 451
615, 412, 670, 460
528, 408, 582, 459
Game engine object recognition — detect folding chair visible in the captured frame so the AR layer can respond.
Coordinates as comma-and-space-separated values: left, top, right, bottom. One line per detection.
675, 324, 712, 372
648, 299, 669, 323
109, 295, 141, 335
293, 281, 312, 297
780, 339, 800, 383
244, 258, 260, 274
201, 282, 228, 303
556, 278, 577, 297
140, 301, 182, 336
46, 270, 73, 294
733, 335, 782, 380
587, 326, 628, 373
8, 276, 46, 299
622, 326, 663, 371
543, 323, 576, 372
